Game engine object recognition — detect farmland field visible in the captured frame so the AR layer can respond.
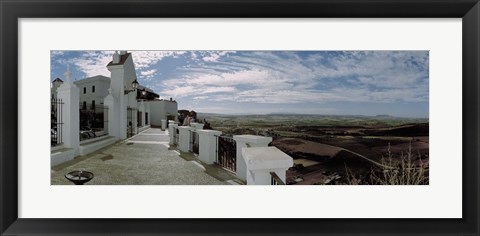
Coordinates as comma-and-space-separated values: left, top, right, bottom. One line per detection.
199, 113, 429, 185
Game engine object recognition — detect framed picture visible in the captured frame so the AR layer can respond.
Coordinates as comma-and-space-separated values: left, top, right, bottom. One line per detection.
1, 0, 479, 235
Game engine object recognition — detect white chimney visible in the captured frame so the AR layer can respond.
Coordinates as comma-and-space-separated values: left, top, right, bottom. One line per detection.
112, 51, 120, 64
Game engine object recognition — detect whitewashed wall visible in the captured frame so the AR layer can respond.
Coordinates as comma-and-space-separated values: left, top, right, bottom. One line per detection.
147, 100, 178, 126
74, 75, 110, 106
122, 55, 137, 88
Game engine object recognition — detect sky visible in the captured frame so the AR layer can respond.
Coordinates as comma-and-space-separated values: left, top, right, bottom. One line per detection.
51, 51, 429, 118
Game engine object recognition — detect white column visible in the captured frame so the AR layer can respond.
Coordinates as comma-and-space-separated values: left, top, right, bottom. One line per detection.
242, 147, 293, 185
104, 89, 119, 139
232, 135, 272, 181
107, 68, 127, 139
197, 130, 222, 164
107, 54, 127, 139
56, 66, 80, 153
133, 106, 138, 134
119, 97, 127, 139
178, 126, 194, 152
161, 119, 167, 131
139, 101, 146, 127
169, 123, 178, 145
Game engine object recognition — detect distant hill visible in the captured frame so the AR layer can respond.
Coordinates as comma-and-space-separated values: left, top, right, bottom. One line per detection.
198, 112, 427, 121
197, 112, 428, 128
374, 114, 395, 119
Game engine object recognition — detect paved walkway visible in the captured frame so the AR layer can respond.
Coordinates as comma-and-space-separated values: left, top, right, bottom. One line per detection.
51, 128, 242, 185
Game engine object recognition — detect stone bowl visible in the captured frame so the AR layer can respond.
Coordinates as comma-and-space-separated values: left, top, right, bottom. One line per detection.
64, 170, 94, 185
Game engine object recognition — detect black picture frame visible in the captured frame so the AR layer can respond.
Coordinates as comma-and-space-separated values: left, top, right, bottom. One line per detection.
1, 0, 479, 235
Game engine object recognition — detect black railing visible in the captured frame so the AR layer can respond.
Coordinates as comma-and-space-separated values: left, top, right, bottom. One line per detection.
270, 172, 285, 185
51, 98, 64, 147
215, 135, 237, 172
189, 130, 199, 154
80, 104, 108, 141
127, 107, 137, 138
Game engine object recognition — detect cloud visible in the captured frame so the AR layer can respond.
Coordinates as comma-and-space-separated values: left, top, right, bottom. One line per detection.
202, 54, 221, 62
140, 69, 157, 78
200, 51, 234, 62
166, 85, 237, 98
131, 51, 186, 69
51, 50, 188, 79
51, 51, 64, 56
159, 51, 429, 105
51, 50, 429, 116
195, 51, 236, 62
72, 51, 114, 77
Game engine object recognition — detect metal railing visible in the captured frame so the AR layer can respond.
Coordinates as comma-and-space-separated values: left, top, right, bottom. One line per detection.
215, 135, 237, 172
270, 172, 285, 185
189, 130, 199, 154
79, 104, 108, 141
51, 98, 64, 147
126, 106, 137, 138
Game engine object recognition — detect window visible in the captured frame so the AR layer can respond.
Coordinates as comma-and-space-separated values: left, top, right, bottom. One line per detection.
91, 100, 95, 109
82, 101, 87, 110
83, 87, 86, 94
92, 85, 95, 93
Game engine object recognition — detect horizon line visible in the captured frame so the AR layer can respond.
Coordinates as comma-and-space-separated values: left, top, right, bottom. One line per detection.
189, 111, 429, 119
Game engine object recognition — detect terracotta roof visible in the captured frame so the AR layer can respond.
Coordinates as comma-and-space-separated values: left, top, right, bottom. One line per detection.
52, 78, 63, 83
107, 53, 131, 66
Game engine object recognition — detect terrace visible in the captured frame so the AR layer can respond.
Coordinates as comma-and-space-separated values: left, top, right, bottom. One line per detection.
52, 122, 294, 185
52, 128, 244, 185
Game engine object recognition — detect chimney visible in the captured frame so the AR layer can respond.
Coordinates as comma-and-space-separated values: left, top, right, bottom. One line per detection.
112, 51, 120, 64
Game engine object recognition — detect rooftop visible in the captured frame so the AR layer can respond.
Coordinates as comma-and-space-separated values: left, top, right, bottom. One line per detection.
106, 52, 131, 67
73, 75, 110, 84
52, 78, 64, 83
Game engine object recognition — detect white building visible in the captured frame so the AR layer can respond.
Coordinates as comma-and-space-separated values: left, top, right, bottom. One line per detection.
50, 51, 181, 166
51, 51, 178, 137
104, 51, 178, 131
147, 99, 178, 127
73, 75, 110, 109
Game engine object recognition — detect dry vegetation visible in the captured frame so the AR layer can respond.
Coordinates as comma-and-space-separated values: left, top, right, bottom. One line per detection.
346, 143, 429, 185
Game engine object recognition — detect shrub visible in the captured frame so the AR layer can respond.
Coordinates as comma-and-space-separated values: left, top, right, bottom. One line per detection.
345, 142, 429, 185
371, 143, 429, 185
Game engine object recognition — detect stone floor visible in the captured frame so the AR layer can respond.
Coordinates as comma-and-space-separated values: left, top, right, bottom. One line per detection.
51, 128, 243, 185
